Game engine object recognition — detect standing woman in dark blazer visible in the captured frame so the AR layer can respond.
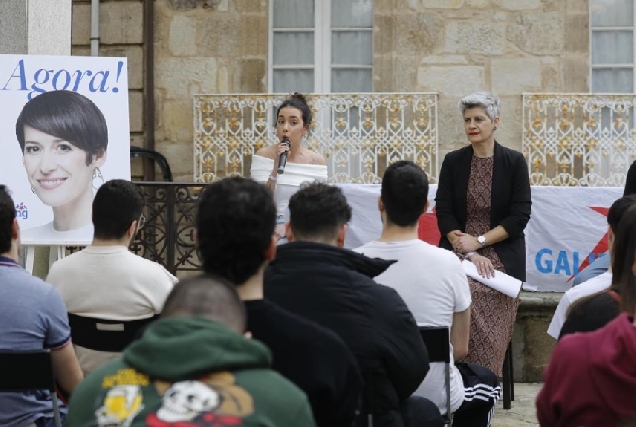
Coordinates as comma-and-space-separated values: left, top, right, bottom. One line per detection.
435, 91, 531, 377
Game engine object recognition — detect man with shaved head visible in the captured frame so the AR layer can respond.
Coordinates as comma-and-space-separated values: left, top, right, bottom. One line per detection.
65, 275, 316, 427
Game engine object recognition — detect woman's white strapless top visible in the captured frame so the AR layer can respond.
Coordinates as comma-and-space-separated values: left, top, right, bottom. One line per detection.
250, 155, 328, 216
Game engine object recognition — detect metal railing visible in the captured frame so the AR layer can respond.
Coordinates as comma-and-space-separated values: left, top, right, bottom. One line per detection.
194, 93, 439, 183
523, 93, 636, 186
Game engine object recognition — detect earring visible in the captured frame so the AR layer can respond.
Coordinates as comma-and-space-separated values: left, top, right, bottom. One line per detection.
493, 126, 498, 131
92, 167, 105, 190
31, 186, 35, 194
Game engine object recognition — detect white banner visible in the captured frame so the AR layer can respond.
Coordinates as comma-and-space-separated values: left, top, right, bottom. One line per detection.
0, 54, 131, 245
341, 184, 621, 292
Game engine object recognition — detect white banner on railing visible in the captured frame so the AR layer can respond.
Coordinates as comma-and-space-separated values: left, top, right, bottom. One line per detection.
341, 184, 621, 292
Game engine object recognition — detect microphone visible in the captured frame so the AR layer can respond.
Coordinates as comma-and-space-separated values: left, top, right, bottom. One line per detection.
277, 136, 290, 174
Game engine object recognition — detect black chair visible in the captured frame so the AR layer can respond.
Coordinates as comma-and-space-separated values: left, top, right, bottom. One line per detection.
130, 146, 173, 182
502, 341, 515, 410
68, 313, 159, 352
0, 350, 62, 427
418, 326, 452, 425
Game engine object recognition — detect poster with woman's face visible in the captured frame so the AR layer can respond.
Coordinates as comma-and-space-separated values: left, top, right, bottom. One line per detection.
0, 54, 131, 245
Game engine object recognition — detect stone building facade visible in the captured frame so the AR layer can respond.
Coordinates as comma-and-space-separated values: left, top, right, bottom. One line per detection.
70, 0, 590, 181
69, 0, 591, 380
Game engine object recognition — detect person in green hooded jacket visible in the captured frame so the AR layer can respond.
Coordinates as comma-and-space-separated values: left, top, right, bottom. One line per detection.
64, 275, 316, 427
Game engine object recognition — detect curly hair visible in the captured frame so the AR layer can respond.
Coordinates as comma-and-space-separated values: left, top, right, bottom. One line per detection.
288, 182, 352, 242
196, 177, 276, 284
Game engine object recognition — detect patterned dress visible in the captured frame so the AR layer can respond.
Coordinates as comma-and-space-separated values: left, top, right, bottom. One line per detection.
461, 155, 519, 377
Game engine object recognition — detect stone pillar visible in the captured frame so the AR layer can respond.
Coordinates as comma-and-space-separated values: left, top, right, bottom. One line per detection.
0, 0, 72, 276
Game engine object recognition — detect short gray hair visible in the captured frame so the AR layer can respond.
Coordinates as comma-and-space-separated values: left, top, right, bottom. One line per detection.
458, 91, 501, 121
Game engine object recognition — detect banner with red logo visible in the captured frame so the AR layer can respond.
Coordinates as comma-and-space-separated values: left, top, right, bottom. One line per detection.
341, 184, 621, 292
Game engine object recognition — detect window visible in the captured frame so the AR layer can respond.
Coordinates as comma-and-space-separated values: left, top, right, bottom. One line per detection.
590, 0, 635, 93
268, 0, 373, 93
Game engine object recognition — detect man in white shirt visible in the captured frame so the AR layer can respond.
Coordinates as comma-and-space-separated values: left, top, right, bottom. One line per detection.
547, 195, 636, 339
47, 179, 177, 374
355, 161, 500, 427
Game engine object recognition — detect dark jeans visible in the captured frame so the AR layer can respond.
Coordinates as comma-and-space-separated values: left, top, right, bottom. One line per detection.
401, 395, 444, 427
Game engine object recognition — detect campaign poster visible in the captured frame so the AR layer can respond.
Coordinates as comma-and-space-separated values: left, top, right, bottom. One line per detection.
0, 54, 131, 245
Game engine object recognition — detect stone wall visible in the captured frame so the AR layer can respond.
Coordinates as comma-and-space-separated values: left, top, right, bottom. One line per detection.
71, 0, 146, 178
374, 0, 590, 158
154, 0, 268, 180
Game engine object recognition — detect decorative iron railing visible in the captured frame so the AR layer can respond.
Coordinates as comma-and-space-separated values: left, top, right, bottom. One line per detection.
523, 93, 636, 186
193, 93, 439, 184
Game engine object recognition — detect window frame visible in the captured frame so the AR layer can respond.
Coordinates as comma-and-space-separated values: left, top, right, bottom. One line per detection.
268, 0, 373, 93
589, 1, 636, 93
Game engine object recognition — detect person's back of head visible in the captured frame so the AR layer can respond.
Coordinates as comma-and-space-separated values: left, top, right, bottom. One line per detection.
0, 185, 16, 255
607, 195, 636, 239
381, 160, 429, 227
196, 177, 277, 284
287, 182, 352, 246
612, 204, 636, 316
92, 179, 144, 241
161, 274, 246, 334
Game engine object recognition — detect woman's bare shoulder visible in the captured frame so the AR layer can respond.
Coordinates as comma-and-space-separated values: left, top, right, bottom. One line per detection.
255, 145, 277, 160
308, 150, 327, 165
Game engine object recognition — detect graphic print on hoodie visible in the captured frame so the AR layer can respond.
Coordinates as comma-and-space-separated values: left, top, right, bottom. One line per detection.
95, 371, 253, 427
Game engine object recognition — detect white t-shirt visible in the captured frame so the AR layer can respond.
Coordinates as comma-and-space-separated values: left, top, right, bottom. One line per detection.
46, 245, 178, 374
355, 239, 471, 415
547, 272, 613, 339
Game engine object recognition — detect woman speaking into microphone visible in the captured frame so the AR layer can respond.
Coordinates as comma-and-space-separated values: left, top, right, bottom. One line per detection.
250, 92, 327, 243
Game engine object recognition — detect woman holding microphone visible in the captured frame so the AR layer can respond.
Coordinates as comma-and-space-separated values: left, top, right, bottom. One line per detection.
250, 93, 327, 242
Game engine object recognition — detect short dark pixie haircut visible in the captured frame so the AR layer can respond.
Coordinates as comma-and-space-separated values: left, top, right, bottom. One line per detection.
0, 185, 16, 254
162, 274, 247, 333
16, 90, 108, 166
197, 177, 277, 285
92, 180, 144, 240
276, 92, 312, 127
288, 182, 352, 242
381, 160, 429, 227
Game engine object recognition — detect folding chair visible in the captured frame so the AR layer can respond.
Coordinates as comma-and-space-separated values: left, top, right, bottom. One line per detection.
0, 350, 62, 427
418, 326, 452, 425
502, 341, 515, 410
68, 313, 158, 352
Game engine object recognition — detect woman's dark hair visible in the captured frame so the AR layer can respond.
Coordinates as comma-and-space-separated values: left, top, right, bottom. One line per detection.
276, 92, 312, 128
15, 90, 108, 166
611, 204, 636, 314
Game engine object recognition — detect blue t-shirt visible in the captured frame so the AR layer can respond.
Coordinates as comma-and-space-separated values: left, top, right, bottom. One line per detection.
0, 256, 71, 427
572, 254, 611, 287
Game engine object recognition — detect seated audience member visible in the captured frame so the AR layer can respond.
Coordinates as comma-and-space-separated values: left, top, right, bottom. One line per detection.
547, 195, 636, 338
65, 275, 316, 427
0, 185, 83, 427
46, 180, 177, 375
536, 205, 636, 427
356, 161, 500, 427
195, 177, 362, 427
572, 168, 636, 287
558, 288, 621, 340
265, 182, 442, 427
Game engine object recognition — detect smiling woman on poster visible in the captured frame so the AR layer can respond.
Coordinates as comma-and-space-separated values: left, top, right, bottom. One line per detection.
16, 90, 108, 243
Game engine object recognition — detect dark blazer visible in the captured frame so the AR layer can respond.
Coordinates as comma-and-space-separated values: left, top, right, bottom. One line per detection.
435, 141, 531, 281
